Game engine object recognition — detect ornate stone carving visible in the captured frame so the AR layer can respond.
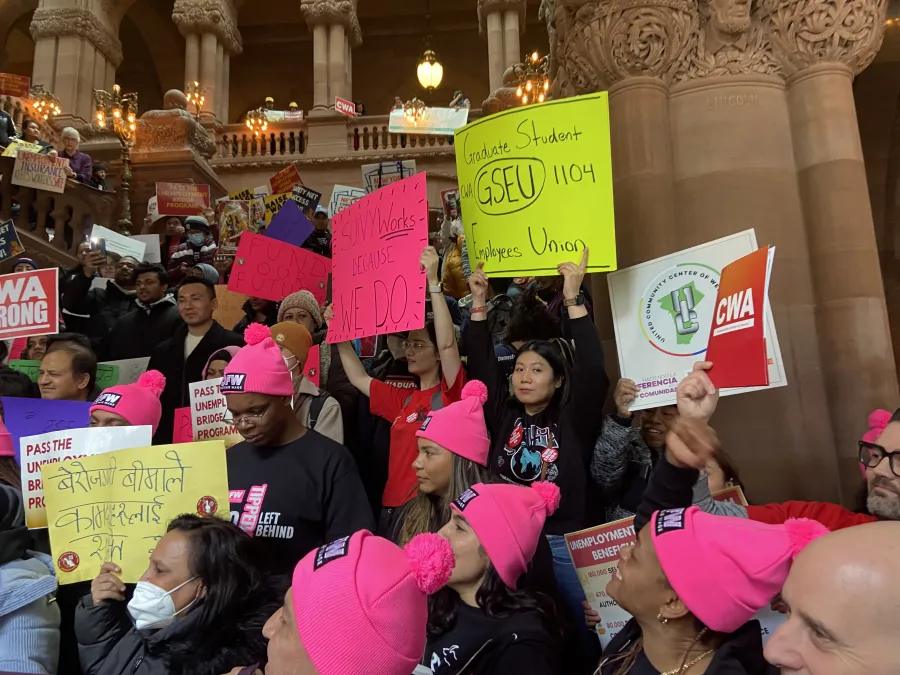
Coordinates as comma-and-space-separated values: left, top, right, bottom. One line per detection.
670, 2, 781, 84
477, 0, 527, 35
760, 0, 886, 76
172, 0, 243, 55
546, 1, 607, 96
300, 0, 363, 47
30, 7, 123, 67
482, 66, 523, 115
212, 149, 455, 171
137, 97, 217, 161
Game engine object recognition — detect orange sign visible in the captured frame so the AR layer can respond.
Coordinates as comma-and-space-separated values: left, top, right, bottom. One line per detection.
269, 164, 303, 195
0, 73, 30, 98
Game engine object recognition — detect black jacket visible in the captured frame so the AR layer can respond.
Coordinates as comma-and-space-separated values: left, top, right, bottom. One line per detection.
148, 321, 244, 444
61, 273, 139, 343
465, 315, 610, 534
74, 588, 279, 675
599, 619, 776, 675
232, 300, 279, 333
101, 296, 183, 361
0, 111, 16, 147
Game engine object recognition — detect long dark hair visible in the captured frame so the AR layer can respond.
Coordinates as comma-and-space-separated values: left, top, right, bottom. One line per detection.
512, 339, 572, 411
428, 562, 563, 641
149, 514, 267, 659
505, 287, 560, 345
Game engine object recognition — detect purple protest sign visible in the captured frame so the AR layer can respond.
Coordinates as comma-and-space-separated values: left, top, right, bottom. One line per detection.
1, 397, 91, 463
263, 199, 314, 249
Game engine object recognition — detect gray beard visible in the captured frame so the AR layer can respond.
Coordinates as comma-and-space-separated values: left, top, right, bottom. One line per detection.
712, 16, 751, 35
867, 492, 900, 520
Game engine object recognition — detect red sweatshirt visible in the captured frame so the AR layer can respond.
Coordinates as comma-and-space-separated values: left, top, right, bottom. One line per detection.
747, 501, 876, 530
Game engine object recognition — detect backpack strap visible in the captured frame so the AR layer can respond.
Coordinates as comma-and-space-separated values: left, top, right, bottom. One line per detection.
404, 388, 444, 412
308, 393, 330, 430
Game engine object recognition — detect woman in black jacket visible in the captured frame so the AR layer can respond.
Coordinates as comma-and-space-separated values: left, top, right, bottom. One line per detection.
465, 250, 609, 666
74, 514, 279, 675
232, 297, 279, 333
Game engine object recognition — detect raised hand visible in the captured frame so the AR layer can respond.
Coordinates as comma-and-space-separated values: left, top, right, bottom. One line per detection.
90, 562, 126, 604
676, 361, 719, 422
558, 247, 588, 300
323, 303, 334, 325
614, 378, 638, 418
420, 246, 440, 286
665, 416, 720, 470
468, 261, 490, 303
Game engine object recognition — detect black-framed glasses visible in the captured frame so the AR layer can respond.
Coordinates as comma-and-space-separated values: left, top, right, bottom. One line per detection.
858, 441, 900, 478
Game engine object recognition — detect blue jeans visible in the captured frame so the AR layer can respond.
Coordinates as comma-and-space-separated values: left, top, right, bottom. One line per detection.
547, 534, 602, 667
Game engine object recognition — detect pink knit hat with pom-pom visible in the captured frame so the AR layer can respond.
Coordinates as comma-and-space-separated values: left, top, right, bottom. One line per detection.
651, 506, 829, 633
220, 323, 293, 397
416, 379, 490, 466
449, 481, 560, 588
292, 530, 454, 675
860, 409, 892, 477
90, 370, 167, 434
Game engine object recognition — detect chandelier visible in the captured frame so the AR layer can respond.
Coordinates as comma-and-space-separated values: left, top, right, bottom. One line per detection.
403, 98, 428, 125
514, 51, 551, 105
245, 107, 268, 136
29, 84, 61, 121
185, 80, 206, 117
417, 49, 444, 91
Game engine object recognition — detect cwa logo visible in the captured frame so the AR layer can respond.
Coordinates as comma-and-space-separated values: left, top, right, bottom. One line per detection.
219, 373, 247, 392
640, 263, 720, 358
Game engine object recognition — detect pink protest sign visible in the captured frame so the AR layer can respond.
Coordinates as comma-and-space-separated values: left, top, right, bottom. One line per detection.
304, 344, 321, 388
228, 232, 330, 304
173, 407, 193, 444
327, 173, 428, 343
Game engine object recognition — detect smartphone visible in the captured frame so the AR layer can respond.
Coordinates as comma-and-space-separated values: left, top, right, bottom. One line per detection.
90, 237, 107, 256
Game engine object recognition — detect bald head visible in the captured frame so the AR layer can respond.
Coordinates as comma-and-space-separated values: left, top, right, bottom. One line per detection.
765, 522, 900, 675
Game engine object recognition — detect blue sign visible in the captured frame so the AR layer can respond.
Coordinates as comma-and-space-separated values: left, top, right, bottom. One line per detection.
0, 220, 24, 261
1, 397, 92, 463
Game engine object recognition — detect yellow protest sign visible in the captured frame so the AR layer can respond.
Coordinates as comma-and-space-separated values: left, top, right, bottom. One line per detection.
42, 441, 229, 584
2, 139, 43, 158
264, 192, 291, 224
454, 92, 616, 276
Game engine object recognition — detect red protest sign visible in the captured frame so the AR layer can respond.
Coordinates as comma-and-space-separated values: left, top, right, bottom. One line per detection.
269, 164, 303, 195
156, 182, 211, 217
228, 232, 330, 304
304, 344, 320, 388
0, 268, 58, 339
327, 173, 429, 343
335, 97, 356, 117
0, 73, 30, 98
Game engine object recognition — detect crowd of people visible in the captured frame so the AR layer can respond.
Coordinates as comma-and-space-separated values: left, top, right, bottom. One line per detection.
0, 198, 897, 675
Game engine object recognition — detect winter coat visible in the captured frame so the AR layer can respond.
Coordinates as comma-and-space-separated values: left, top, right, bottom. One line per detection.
148, 321, 244, 444
232, 300, 279, 333
311, 330, 359, 446
441, 237, 468, 300
600, 619, 776, 675
74, 588, 279, 675
0, 553, 60, 674
60, 150, 93, 183
293, 375, 343, 444
61, 275, 139, 344
167, 235, 217, 285
0, 110, 16, 148
101, 296, 183, 361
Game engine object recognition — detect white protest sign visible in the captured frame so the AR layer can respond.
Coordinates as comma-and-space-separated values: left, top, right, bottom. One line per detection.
12, 151, 68, 194
20, 425, 153, 529
90, 225, 147, 263
607, 230, 786, 410
388, 106, 469, 135
328, 184, 366, 217
189, 378, 242, 446
99, 357, 150, 386
131, 235, 161, 263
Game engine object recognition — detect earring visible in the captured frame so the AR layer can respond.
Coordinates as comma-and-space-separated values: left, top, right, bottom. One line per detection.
657, 613, 668, 625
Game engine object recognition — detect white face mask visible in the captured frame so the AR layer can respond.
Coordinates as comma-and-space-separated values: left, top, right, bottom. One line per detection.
127, 577, 199, 630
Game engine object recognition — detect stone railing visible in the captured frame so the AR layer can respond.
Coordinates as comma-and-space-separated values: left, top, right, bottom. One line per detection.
214, 121, 308, 161
0, 156, 118, 265
346, 112, 480, 153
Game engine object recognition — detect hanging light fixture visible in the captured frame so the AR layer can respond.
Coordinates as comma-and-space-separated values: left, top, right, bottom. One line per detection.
513, 50, 550, 105
245, 107, 268, 136
29, 84, 62, 121
403, 97, 428, 125
416, 0, 443, 91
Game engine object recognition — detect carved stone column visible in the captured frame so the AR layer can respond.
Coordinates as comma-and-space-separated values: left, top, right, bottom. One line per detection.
763, 0, 899, 500
30, 6, 124, 120
478, 0, 527, 92
172, 0, 243, 121
302, 0, 362, 111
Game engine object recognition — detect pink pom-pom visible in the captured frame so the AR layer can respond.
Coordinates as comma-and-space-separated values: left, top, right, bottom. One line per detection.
784, 518, 829, 559
461, 380, 488, 405
244, 322, 270, 346
862, 409, 892, 443
531, 481, 561, 516
137, 370, 166, 397
404, 533, 455, 595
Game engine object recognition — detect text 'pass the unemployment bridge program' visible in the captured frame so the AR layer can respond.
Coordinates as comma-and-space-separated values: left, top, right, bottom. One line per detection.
454, 92, 616, 276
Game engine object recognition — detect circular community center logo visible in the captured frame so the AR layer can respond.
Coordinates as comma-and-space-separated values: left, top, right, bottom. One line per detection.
197, 496, 219, 516
57, 551, 80, 573
639, 262, 721, 357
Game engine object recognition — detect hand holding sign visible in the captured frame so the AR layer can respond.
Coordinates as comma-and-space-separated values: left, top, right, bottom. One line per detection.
676, 361, 719, 422
420, 246, 440, 286
664, 416, 720, 471
558, 247, 588, 300
468, 261, 489, 304
91, 562, 126, 603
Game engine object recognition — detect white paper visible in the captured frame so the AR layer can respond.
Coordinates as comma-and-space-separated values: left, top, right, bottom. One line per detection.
90, 225, 147, 263
388, 106, 470, 135
131, 235, 161, 263
99, 357, 150, 386
20, 425, 154, 529
606, 230, 786, 411
328, 184, 367, 217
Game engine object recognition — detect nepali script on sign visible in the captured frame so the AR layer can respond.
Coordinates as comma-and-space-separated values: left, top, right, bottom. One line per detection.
42, 441, 230, 584
327, 172, 429, 342
454, 92, 616, 276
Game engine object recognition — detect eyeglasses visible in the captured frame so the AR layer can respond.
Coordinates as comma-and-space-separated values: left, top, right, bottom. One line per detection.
223, 405, 269, 428
401, 340, 433, 353
858, 441, 900, 478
